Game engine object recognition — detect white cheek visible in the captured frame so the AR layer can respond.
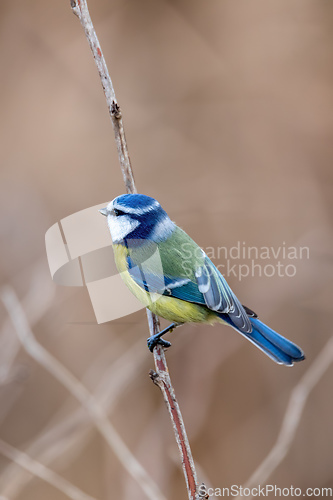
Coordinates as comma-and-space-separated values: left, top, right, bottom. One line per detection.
107, 214, 140, 242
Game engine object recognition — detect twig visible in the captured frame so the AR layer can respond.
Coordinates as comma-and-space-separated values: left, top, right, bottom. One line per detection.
70, 0, 136, 195
146, 316, 202, 500
237, 336, 333, 500
0, 439, 97, 500
70, 1, 202, 499
1, 286, 166, 500
0, 336, 147, 498
0, 262, 55, 383
149, 349, 198, 498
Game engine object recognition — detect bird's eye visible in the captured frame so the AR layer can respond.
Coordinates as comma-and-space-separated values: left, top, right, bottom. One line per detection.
113, 208, 125, 217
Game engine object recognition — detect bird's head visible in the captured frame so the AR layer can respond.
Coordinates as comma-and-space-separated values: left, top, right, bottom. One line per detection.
100, 194, 175, 244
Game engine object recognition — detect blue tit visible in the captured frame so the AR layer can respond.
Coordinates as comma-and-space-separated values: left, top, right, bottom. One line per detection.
100, 194, 305, 366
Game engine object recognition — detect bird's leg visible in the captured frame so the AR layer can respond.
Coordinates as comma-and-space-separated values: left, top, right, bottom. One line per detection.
147, 322, 182, 352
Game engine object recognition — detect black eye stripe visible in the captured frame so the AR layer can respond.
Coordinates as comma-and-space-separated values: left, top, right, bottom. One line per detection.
112, 208, 126, 216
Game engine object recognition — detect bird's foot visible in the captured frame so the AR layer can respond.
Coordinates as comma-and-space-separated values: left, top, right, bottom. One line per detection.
147, 336, 172, 352
147, 322, 181, 352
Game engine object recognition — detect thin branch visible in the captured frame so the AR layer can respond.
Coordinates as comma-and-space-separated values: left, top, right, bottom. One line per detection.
146, 315, 203, 500
70, 1, 202, 499
237, 336, 333, 500
70, 0, 136, 194
1, 286, 166, 500
149, 347, 198, 498
0, 336, 147, 498
0, 262, 55, 383
0, 439, 98, 500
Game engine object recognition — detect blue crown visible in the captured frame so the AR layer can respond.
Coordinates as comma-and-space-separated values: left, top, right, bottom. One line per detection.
113, 194, 159, 214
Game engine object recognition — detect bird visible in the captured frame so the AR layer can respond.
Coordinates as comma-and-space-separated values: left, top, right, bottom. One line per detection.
100, 194, 305, 366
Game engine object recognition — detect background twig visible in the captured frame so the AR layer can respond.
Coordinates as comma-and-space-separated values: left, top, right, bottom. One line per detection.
0, 335, 147, 497
237, 336, 333, 500
1, 286, 165, 500
70, 1, 201, 498
0, 439, 98, 500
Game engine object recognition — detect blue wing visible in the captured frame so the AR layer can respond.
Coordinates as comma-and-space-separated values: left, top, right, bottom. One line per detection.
126, 255, 206, 304
195, 255, 252, 334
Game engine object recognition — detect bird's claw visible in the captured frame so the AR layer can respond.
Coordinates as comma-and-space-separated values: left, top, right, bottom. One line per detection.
147, 337, 172, 352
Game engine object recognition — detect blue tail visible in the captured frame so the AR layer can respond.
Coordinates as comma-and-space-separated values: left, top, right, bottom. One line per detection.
223, 316, 305, 366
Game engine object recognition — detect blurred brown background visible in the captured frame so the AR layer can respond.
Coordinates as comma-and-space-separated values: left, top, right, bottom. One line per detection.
0, 0, 333, 499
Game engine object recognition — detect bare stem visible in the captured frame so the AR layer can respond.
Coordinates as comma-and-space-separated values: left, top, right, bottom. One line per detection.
1, 286, 165, 500
0, 438, 97, 500
70, 0, 136, 194
0, 336, 147, 498
70, 1, 202, 498
237, 336, 333, 500
150, 346, 198, 499
145, 317, 203, 500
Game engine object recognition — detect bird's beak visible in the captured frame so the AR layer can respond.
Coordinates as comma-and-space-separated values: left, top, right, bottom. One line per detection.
99, 208, 108, 216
